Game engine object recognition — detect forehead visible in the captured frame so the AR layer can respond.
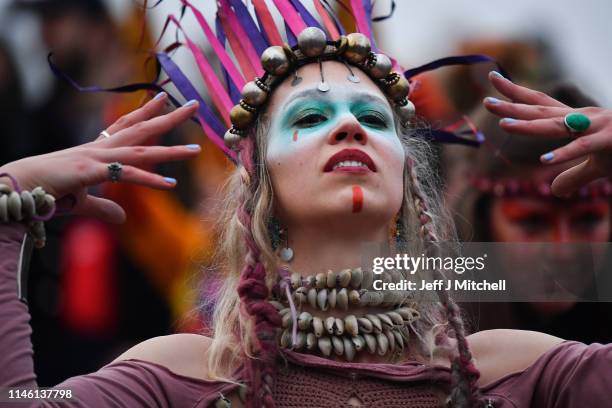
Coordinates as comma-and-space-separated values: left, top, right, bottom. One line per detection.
265, 60, 391, 115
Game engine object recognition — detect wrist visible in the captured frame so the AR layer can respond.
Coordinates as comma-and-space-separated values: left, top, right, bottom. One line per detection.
0, 173, 56, 248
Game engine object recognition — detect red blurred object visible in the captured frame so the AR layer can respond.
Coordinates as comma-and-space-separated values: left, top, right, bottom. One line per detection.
59, 219, 117, 336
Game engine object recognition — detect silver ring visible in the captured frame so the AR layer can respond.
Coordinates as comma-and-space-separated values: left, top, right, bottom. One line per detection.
107, 162, 123, 183
100, 130, 111, 139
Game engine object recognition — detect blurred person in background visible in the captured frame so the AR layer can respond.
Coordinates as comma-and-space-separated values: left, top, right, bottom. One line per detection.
0, 40, 29, 163
443, 83, 612, 343
6, 0, 176, 385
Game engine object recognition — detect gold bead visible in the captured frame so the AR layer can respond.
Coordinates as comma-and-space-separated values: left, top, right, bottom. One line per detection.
385, 74, 410, 101
336, 35, 348, 54
297, 27, 327, 57
344, 33, 371, 64
368, 53, 392, 79
261, 45, 291, 75
395, 99, 416, 124
230, 104, 256, 130
241, 81, 268, 107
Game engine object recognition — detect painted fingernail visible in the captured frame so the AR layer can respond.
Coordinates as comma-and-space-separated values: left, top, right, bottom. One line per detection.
164, 177, 177, 184
484, 96, 501, 104
489, 71, 505, 79
185, 144, 201, 150
154, 91, 166, 100
541, 152, 554, 162
500, 118, 515, 125
184, 99, 198, 107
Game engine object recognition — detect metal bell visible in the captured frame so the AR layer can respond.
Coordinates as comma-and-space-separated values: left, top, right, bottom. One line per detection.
395, 99, 416, 124
224, 129, 242, 147
368, 53, 392, 79
241, 81, 268, 107
386, 74, 410, 102
297, 27, 327, 57
230, 104, 256, 130
261, 45, 291, 76
344, 33, 371, 64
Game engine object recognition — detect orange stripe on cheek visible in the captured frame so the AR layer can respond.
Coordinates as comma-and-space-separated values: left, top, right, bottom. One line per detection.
352, 185, 363, 213
293, 130, 299, 141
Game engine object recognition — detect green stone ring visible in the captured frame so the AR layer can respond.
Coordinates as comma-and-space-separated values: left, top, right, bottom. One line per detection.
563, 112, 591, 133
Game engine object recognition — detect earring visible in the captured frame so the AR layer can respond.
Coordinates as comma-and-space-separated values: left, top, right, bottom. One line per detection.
395, 217, 403, 245
393, 212, 406, 250
268, 217, 294, 262
268, 217, 283, 251
279, 226, 294, 262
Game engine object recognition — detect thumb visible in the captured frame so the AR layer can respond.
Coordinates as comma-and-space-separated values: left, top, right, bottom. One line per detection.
72, 195, 127, 224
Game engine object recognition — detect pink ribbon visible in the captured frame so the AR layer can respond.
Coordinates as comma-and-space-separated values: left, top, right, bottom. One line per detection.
181, 0, 246, 91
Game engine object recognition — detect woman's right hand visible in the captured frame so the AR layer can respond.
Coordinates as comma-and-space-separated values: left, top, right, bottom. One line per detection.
0, 93, 201, 224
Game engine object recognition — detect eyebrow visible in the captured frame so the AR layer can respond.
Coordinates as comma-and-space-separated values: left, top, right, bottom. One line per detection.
282, 88, 390, 116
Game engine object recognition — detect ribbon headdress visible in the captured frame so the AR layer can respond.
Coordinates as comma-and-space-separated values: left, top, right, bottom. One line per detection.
51, 0, 505, 163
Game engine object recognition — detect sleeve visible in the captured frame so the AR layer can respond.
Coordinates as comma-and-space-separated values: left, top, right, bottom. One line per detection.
0, 223, 222, 408
535, 341, 612, 407
499, 341, 612, 407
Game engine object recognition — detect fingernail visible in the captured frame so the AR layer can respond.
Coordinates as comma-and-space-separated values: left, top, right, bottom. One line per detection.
541, 152, 554, 162
489, 71, 505, 79
154, 91, 166, 100
500, 117, 515, 125
184, 99, 198, 107
484, 96, 501, 104
185, 144, 201, 150
164, 177, 177, 184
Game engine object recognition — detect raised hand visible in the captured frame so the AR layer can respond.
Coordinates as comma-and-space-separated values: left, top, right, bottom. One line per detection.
483, 71, 612, 197
0, 93, 201, 224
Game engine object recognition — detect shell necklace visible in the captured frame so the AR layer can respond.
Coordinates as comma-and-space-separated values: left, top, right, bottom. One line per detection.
273, 267, 420, 361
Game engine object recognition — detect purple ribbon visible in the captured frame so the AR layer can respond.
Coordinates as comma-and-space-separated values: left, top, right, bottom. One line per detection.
48, 53, 166, 96
288, 0, 323, 30
228, 0, 269, 55
215, 14, 242, 104
404, 54, 511, 80
320, 0, 346, 35
361, 0, 377, 51
429, 129, 484, 147
285, 22, 298, 47
157, 52, 237, 162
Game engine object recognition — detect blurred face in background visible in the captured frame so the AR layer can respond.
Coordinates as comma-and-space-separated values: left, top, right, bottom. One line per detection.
490, 196, 610, 243
487, 170, 610, 315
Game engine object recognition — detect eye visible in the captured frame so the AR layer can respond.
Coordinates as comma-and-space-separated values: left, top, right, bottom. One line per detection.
511, 214, 549, 234
294, 112, 327, 128
359, 112, 387, 128
574, 211, 605, 228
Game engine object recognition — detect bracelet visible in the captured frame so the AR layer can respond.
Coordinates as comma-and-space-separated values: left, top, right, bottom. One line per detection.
0, 173, 56, 249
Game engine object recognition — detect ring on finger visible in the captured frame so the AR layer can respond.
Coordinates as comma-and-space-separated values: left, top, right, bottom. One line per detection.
563, 112, 591, 134
99, 130, 111, 139
107, 162, 123, 183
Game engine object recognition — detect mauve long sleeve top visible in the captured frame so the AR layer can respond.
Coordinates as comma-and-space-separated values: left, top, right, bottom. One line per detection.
2, 222, 612, 407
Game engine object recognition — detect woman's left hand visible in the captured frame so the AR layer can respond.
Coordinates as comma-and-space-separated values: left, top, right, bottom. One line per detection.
483, 71, 612, 197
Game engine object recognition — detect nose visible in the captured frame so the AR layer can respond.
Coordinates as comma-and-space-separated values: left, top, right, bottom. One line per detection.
327, 117, 368, 145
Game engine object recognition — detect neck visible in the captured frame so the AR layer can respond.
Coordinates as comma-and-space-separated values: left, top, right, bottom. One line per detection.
284, 216, 389, 275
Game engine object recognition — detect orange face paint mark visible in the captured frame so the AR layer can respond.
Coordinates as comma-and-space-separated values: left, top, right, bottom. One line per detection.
293, 130, 299, 141
352, 185, 363, 213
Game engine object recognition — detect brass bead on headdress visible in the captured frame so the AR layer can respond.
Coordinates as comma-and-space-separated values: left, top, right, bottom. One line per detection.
223, 26, 416, 148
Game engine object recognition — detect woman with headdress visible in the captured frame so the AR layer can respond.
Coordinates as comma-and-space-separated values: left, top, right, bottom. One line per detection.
2, 1, 612, 407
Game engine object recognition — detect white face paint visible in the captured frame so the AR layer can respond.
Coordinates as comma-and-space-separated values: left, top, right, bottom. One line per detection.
264, 60, 405, 229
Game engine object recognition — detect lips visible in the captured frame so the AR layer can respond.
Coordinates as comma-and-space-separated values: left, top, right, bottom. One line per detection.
323, 148, 377, 173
